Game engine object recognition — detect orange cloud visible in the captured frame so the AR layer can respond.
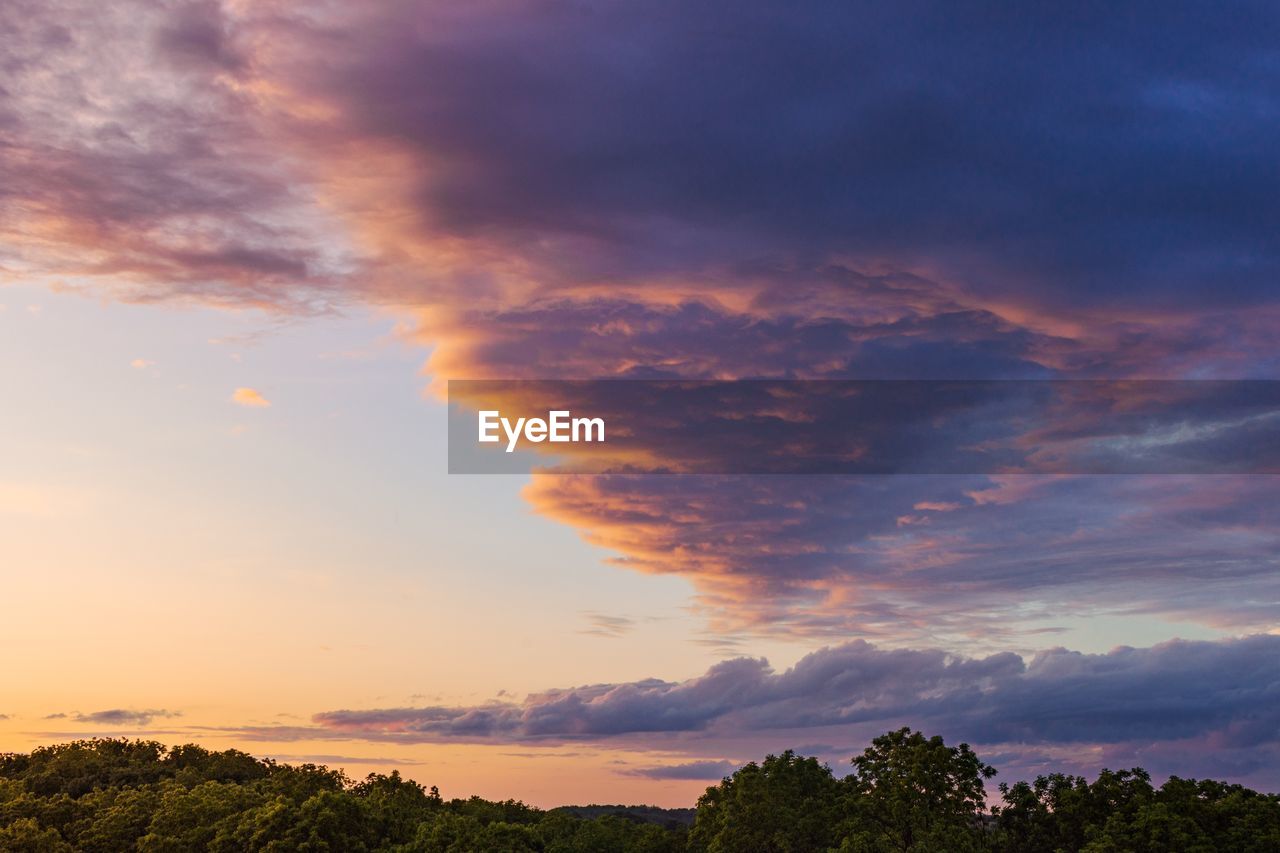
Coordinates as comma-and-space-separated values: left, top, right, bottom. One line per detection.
231, 387, 271, 408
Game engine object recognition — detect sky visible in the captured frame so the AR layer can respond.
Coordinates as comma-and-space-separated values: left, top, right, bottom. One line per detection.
1, 0, 1279, 806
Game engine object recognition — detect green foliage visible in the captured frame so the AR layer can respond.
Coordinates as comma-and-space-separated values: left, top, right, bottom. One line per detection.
73, 785, 162, 853
0, 817, 76, 852
0, 739, 687, 851
993, 769, 1147, 852
0, 735, 1277, 851
839, 727, 996, 852
2, 740, 170, 799
540, 812, 683, 852
688, 750, 844, 852
993, 768, 1280, 853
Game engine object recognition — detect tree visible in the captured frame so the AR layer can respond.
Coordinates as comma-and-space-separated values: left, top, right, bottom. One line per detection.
993, 768, 1153, 852
539, 812, 683, 852
7, 740, 169, 798
135, 780, 259, 851
353, 770, 441, 846
74, 785, 163, 852
688, 750, 843, 852
840, 727, 995, 852
1079, 776, 1280, 853
0, 817, 75, 852
3, 734, 1278, 851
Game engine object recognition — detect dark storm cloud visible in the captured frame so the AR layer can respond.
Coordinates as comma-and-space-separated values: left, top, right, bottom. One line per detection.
10, 1, 1280, 324
310, 0, 1280, 306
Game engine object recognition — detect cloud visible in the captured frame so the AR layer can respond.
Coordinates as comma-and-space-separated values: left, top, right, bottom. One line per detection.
130, 358, 154, 369
7, 0, 1280, 649
286, 1, 1280, 307
579, 612, 636, 639
72, 708, 181, 726
231, 387, 271, 408
622, 760, 738, 781
300, 635, 1278, 746
9, 1, 1280, 367
523, 473, 1280, 640
195, 635, 1280, 787
259, 753, 425, 767
0, 0, 359, 312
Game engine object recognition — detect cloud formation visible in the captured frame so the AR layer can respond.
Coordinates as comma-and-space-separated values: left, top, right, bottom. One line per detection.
72, 709, 181, 726
524, 473, 1280, 640
305, 636, 1280, 745
9, 1, 1280, 368
6, 2, 1280, 664
207, 635, 1280, 788
622, 760, 739, 781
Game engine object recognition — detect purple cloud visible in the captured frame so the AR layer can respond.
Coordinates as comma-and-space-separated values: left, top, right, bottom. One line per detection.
524, 474, 1280, 640
0, 0, 359, 311
227, 635, 1277, 788
72, 709, 181, 727
622, 760, 739, 781
301, 636, 1278, 745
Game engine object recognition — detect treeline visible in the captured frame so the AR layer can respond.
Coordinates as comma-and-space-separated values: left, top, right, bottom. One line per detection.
2, 729, 1278, 851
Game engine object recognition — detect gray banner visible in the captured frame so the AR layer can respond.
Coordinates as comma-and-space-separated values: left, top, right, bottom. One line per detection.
447, 379, 1280, 474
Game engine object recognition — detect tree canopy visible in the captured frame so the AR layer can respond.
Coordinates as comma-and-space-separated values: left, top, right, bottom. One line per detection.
2, 732, 1277, 851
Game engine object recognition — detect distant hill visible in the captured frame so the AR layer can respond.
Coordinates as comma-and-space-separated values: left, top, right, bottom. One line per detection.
551, 804, 697, 828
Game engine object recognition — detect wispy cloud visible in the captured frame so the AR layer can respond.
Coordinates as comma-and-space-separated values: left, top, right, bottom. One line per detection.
259, 753, 426, 767
72, 709, 182, 727
579, 612, 636, 639
621, 760, 738, 781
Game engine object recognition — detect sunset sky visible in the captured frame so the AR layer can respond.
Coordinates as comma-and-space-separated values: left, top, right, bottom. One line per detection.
2, 0, 1279, 806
